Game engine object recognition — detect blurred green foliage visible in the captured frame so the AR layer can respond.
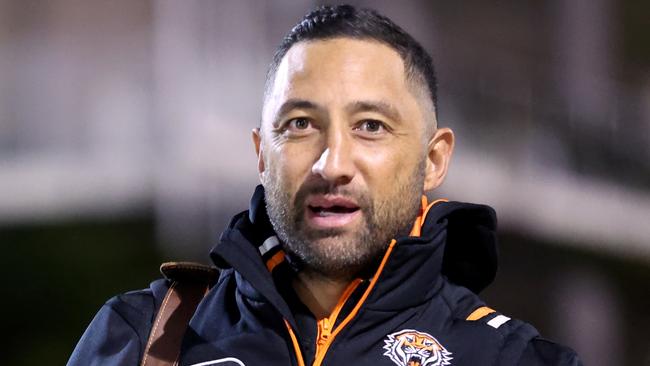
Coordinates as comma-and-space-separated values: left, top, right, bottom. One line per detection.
0, 215, 163, 366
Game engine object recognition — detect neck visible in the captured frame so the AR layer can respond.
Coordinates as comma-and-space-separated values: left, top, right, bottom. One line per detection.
292, 270, 352, 319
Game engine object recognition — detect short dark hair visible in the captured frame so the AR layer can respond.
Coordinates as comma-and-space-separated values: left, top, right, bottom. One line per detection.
264, 4, 438, 116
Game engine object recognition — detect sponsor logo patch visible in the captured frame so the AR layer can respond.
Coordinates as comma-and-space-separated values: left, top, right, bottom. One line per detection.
383, 329, 452, 366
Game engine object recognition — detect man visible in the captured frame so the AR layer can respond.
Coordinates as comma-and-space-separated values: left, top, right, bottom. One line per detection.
69, 5, 581, 366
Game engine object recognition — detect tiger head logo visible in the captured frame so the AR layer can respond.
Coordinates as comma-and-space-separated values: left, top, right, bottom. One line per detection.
383, 329, 453, 366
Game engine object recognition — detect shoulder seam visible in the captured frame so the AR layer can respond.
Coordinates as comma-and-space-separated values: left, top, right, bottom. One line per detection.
111, 291, 156, 319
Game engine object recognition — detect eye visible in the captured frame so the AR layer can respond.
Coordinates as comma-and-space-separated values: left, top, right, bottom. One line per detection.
281, 117, 316, 136
289, 117, 311, 130
355, 119, 386, 134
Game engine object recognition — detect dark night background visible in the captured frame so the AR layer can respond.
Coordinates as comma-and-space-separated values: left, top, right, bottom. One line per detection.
1, 1, 649, 365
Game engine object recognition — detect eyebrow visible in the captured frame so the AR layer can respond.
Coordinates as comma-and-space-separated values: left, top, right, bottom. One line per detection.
273, 98, 402, 124
275, 99, 323, 122
346, 100, 402, 122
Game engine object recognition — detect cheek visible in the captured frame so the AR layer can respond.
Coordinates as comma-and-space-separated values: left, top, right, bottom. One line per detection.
358, 144, 422, 193
265, 144, 318, 189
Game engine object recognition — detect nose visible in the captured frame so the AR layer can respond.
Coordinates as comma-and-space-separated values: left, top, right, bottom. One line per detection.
311, 129, 355, 186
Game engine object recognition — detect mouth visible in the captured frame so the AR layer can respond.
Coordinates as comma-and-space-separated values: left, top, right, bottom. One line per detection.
304, 195, 362, 228
407, 356, 422, 366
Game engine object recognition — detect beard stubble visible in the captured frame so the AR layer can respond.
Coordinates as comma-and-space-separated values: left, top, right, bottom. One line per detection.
263, 158, 425, 281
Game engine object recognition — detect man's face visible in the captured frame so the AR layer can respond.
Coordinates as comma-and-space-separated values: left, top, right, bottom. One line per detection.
255, 38, 438, 279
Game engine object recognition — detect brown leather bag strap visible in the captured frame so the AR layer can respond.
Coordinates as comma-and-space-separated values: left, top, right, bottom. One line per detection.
140, 262, 219, 366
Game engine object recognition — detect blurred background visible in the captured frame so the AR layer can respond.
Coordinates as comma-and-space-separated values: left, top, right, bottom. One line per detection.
1, 0, 648, 365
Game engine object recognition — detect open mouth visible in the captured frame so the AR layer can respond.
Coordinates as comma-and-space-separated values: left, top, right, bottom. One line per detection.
304, 195, 361, 227
308, 205, 360, 216
407, 356, 423, 366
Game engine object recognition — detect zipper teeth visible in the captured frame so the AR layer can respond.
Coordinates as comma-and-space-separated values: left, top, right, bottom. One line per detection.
315, 279, 363, 350
311, 239, 397, 366
284, 196, 437, 366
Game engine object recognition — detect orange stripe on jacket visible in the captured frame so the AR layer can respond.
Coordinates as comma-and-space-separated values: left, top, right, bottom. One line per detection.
466, 306, 496, 321
285, 194, 447, 366
409, 195, 449, 237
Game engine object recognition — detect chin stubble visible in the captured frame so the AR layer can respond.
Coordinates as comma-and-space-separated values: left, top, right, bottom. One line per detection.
263, 159, 425, 280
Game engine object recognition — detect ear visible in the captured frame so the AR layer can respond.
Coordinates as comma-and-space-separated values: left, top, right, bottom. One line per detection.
423, 127, 454, 191
252, 127, 265, 177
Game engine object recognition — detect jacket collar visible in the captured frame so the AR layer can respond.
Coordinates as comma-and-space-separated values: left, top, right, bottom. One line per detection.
210, 185, 498, 315
364, 199, 498, 311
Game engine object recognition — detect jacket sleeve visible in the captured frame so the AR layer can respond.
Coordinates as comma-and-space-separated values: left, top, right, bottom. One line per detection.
67, 280, 168, 366
517, 337, 583, 366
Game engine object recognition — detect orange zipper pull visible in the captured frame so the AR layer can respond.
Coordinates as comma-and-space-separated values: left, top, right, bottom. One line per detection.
317, 318, 331, 346
312, 279, 363, 365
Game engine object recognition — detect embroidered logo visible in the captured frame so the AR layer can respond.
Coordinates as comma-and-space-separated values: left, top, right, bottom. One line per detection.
383, 329, 453, 366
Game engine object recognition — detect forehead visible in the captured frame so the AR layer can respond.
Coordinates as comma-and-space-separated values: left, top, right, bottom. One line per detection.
264, 38, 420, 118
282, 38, 406, 81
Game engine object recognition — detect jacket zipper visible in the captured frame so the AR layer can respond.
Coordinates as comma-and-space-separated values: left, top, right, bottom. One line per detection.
283, 239, 396, 366
283, 196, 440, 366
316, 318, 331, 351
314, 279, 363, 363
312, 240, 397, 366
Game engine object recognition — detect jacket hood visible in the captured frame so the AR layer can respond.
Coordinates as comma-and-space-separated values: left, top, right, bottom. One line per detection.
426, 199, 498, 294
210, 185, 498, 312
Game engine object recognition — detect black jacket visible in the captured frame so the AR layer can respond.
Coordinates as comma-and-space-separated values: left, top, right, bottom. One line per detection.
68, 186, 582, 366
